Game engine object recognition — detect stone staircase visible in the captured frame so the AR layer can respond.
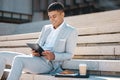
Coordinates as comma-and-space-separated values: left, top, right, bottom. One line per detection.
0, 10, 120, 80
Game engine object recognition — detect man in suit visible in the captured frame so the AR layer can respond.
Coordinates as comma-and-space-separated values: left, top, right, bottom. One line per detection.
0, 2, 77, 80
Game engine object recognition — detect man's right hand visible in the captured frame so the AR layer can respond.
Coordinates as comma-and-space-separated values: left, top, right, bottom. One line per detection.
31, 50, 40, 56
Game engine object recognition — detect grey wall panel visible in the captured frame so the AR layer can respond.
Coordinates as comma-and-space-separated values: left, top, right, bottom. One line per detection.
48, 0, 55, 5
0, 0, 3, 10
57, 0, 64, 4
65, 0, 74, 6
39, 0, 47, 11
75, 0, 84, 4
1, 0, 13, 11
0, 0, 32, 14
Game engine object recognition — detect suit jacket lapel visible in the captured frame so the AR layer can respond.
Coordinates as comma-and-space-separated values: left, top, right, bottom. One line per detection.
55, 23, 67, 40
40, 27, 52, 46
53, 23, 70, 51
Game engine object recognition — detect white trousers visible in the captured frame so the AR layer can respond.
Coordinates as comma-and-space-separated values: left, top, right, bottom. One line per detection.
0, 51, 53, 80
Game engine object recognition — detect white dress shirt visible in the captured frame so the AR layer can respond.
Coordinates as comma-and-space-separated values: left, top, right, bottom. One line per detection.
43, 21, 65, 50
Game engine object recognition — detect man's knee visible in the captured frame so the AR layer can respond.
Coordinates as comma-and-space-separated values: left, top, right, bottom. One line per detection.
13, 55, 23, 62
0, 57, 6, 64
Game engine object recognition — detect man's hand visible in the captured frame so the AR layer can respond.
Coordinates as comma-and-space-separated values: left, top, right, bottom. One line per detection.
42, 50, 55, 61
31, 50, 40, 56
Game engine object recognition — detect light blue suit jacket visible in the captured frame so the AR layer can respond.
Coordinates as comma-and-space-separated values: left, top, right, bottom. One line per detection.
37, 22, 77, 74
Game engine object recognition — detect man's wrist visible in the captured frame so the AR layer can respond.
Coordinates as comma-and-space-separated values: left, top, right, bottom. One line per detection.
51, 52, 55, 60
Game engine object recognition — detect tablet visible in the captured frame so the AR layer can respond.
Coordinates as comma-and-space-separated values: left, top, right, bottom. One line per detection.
26, 43, 44, 56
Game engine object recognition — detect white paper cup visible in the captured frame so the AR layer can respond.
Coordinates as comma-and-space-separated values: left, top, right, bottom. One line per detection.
79, 64, 87, 75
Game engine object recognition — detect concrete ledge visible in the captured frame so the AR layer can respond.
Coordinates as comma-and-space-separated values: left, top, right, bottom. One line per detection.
75, 46, 114, 55
78, 33, 120, 44
62, 59, 120, 72
73, 55, 117, 60
0, 32, 40, 41
2, 72, 120, 80
3, 59, 120, 72
2, 65, 120, 80
2, 69, 64, 80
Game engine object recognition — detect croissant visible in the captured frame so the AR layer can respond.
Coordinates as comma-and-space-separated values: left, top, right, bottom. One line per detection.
60, 70, 75, 74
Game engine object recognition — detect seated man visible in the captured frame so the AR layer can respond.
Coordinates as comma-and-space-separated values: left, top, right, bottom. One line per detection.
0, 2, 77, 80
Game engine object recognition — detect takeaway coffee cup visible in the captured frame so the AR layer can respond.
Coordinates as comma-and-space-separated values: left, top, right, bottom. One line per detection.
79, 64, 87, 75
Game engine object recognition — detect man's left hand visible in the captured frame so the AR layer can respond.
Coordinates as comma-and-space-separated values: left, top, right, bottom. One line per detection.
42, 50, 55, 61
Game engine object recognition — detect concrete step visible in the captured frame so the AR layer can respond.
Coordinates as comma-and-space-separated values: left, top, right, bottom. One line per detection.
2, 59, 120, 80
62, 59, 120, 77
62, 59, 120, 72
1, 69, 120, 80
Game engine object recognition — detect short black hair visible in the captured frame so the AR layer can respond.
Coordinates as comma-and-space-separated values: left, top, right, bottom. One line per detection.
47, 2, 64, 12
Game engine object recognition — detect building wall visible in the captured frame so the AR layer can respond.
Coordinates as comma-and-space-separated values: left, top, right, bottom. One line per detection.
0, 0, 120, 23
0, 20, 50, 36
0, 0, 32, 14
32, 12, 44, 22
0, 23, 18, 35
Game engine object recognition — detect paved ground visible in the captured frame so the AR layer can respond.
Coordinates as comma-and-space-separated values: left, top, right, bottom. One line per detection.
49, 76, 120, 80
87, 76, 120, 80
30, 74, 120, 80
2, 69, 120, 80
